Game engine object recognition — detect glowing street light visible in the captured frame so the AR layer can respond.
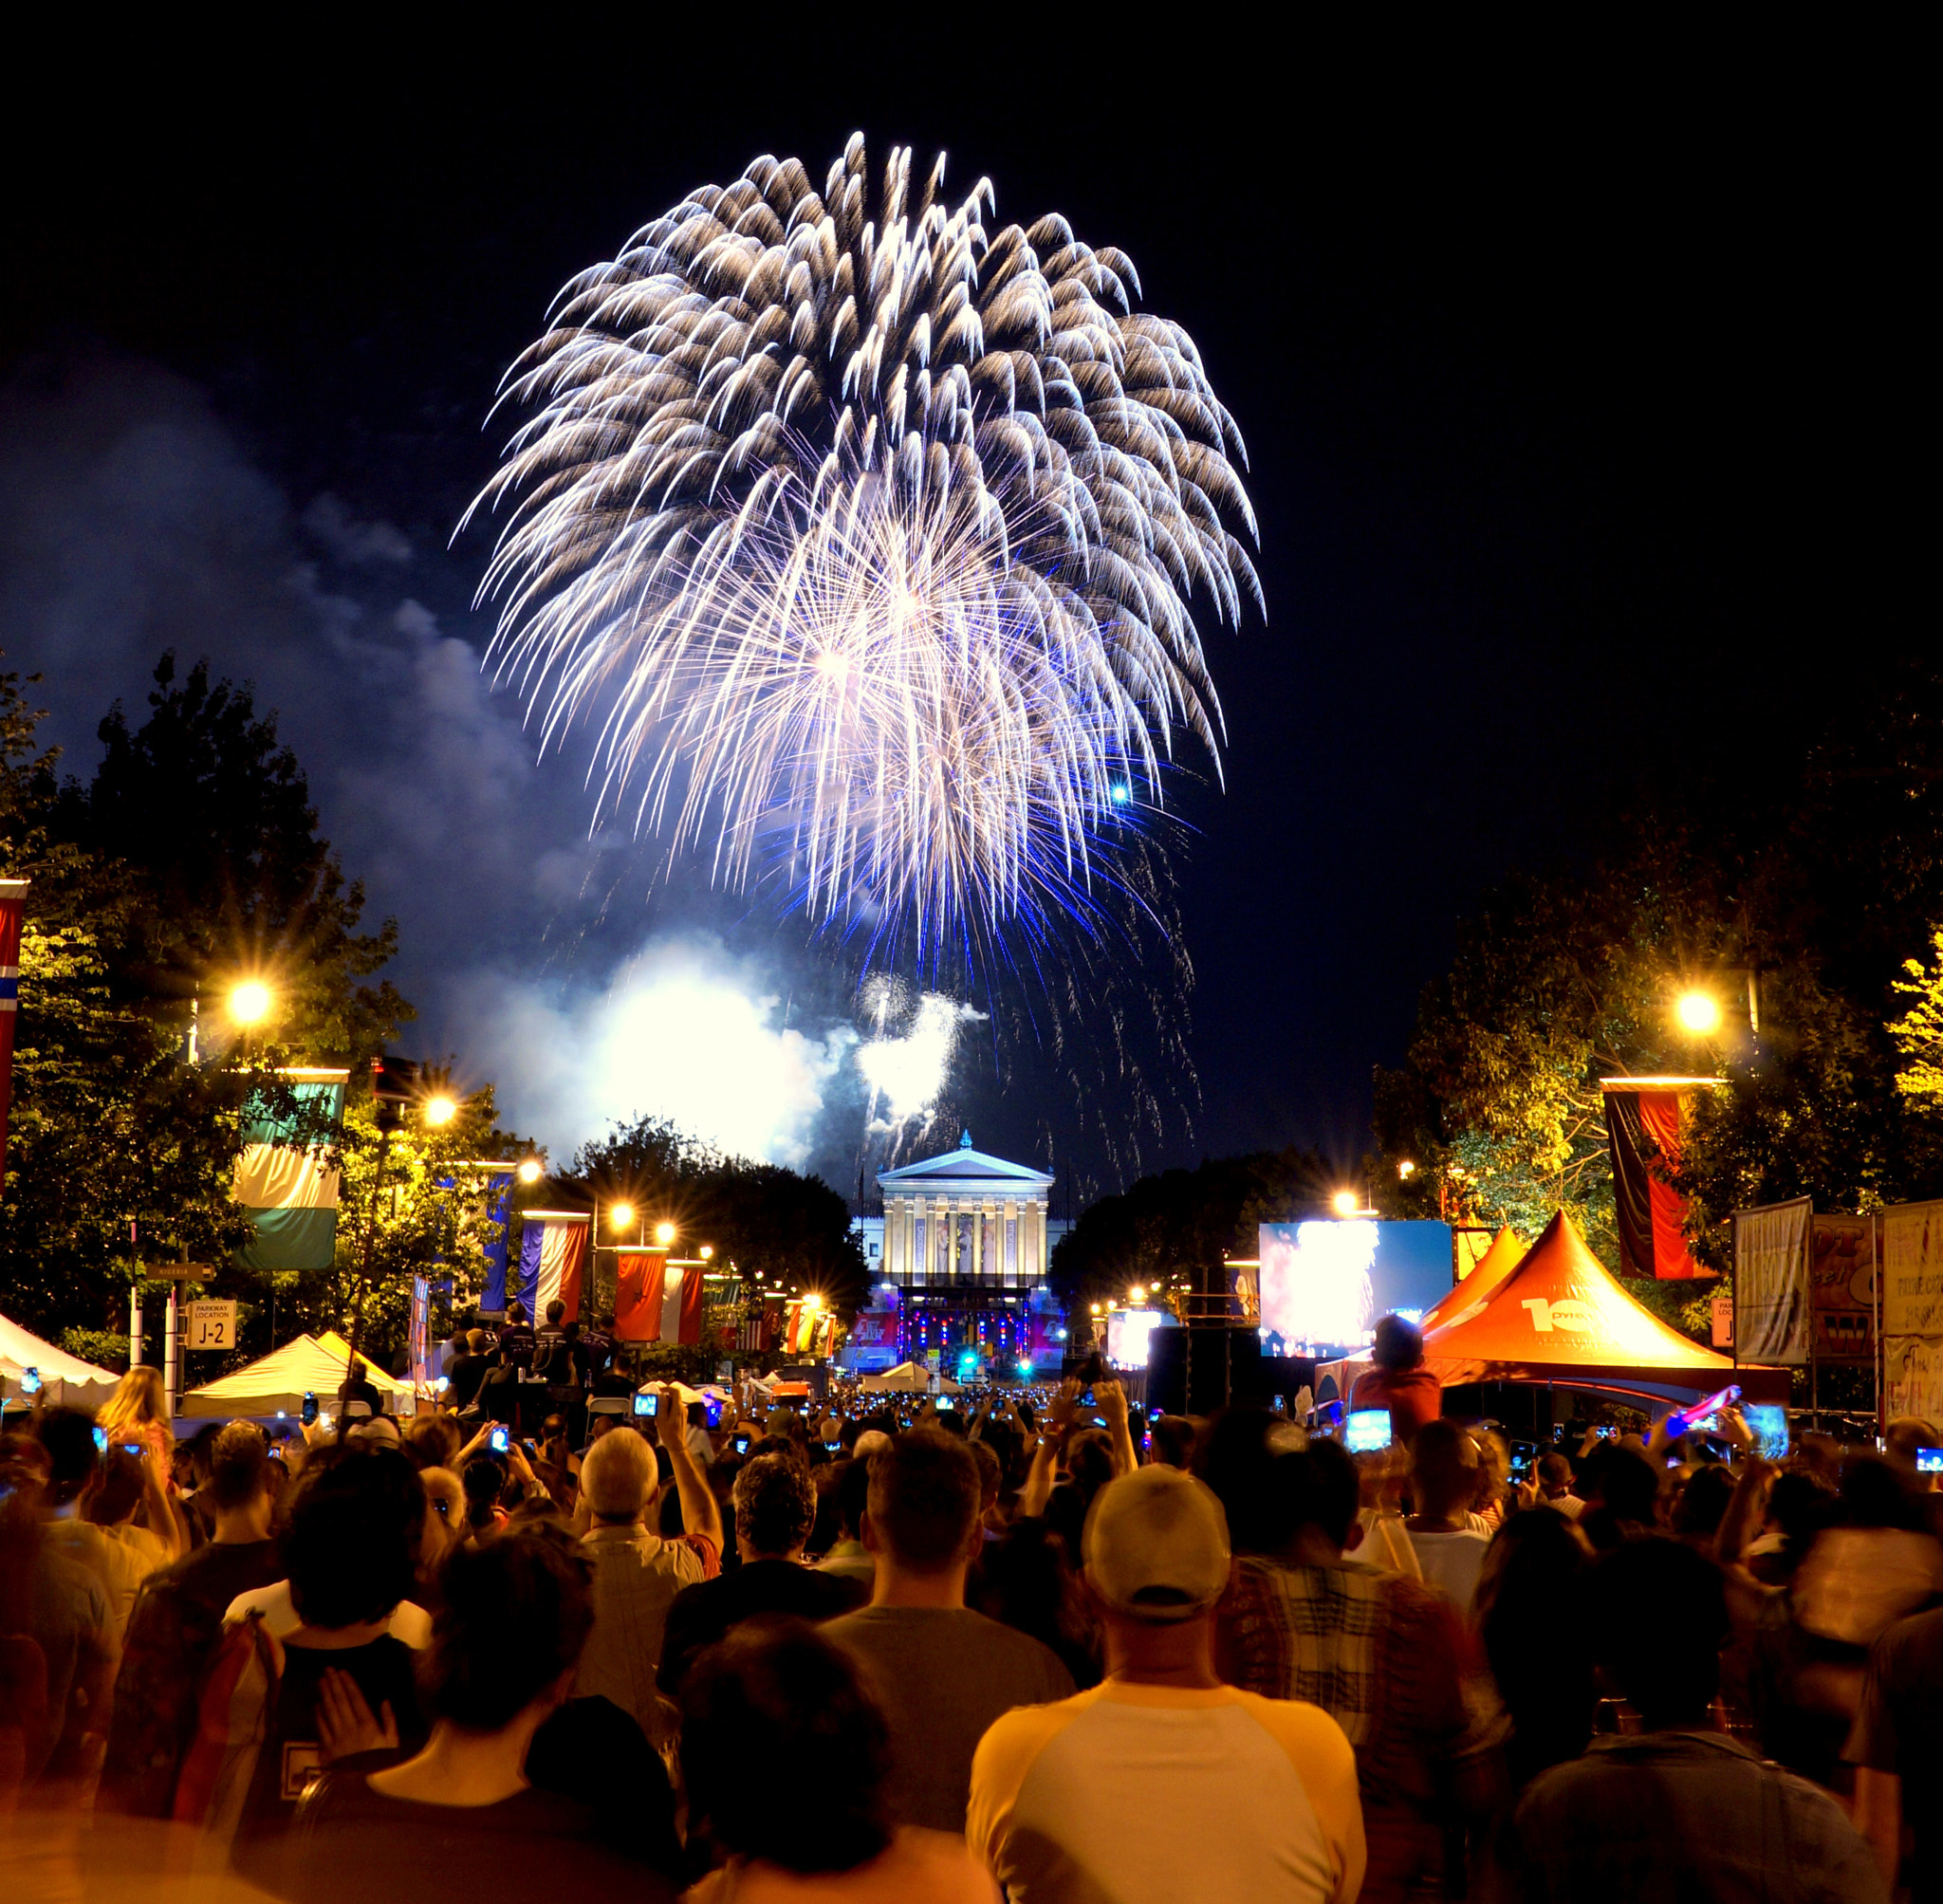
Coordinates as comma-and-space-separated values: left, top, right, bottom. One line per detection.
699, 1244, 715, 1260
1331, 1190, 1362, 1218
422, 1093, 458, 1127
654, 1220, 676, 1247
1129, 1285, 1146, 1303
228, 980, 272, 1026
1397, 1159, 1416, 1179
516, 1157, 544, 1185
1675, 990, 1723, 1034
609, 1201, 636, 1231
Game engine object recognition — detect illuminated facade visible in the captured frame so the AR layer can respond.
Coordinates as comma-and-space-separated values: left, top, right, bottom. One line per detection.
847, 1134, 1069, 1371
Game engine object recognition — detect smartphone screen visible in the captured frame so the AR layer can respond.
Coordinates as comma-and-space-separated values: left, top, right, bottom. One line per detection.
92, 1426, 108, 1453
633, 1393, 657, 1416
733, 1435, 752, 1455
1081, 1388, 1096, 1408
1744, 1403, 1789, 1462
20, 1367, 41, 1395
301, 1391, 318, 1426
935, 1398, 954, 1412
1916, 1447, 1943, 1474
490, 1425, 510, 1453
1345, 1409, 1393, 1454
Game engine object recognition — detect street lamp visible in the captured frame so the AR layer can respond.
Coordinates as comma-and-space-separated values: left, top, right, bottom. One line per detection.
1675, 990, 1723, 1035
610, 1201, 636, 1232
516, 1157, 544, 1185
422, 1093, 458, 1127
1331, 1190, 1362, 1218
699, 1244, 715, 1260
654, 1220, 676, 1247
1129, 1285, 1146, 1303
228, 980, 272, 1026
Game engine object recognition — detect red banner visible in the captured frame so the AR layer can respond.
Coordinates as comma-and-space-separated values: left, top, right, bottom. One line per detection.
0, 878, 25, 1187
615, 1248, 669, 1342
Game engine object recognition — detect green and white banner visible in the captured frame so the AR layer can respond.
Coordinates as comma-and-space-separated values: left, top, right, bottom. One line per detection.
231, 1068, 348, 1271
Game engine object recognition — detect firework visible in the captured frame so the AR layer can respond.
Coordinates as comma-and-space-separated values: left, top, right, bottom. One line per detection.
469, 135, 1259, 965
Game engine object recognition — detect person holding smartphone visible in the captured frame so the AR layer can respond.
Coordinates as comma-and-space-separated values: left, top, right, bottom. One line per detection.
574, 1385, 724, 1747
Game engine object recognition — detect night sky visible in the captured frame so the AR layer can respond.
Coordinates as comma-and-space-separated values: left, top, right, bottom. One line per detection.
0, 34, 1915, 1197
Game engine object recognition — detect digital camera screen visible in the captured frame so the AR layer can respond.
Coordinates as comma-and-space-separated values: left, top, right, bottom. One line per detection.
1344, 1408, 1393, 1453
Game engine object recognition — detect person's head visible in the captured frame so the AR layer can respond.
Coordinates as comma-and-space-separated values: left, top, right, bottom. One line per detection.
1149, 1414, 1196, 1470
98, 1367, 170, 1438
186, 1422, 220, 1488
34, 1407, 101, 1507
850, 1428, 892, 1466
506, 1302, 527, 1325
423, 1528, 593, 1730
1581, 1442, 1662, 1527
1083, 1465, 1231, 1636
1672, 1463, 1735, 1541
284, 1447, 426, 1628
1410, 1418, 1480, 1521
733, 1452, 817, 1561
1371, 1314, 1424, 1372
680, 1617, 892, 1876
462, 1456, 507, 1532
1195, 1406, 1295, 1554
687, 1400, 708, 1429
833, 1452, 873, 1542
207, 1421, 271, 1516
465, 1329, 488, 1356
1063, 1429, 1116, 1502
1537, 1451, 1575, 1498
545, 1300, 565, 1327
1883, 1416, 1942, 1477
968, 1436, 1002, 1517
403, 1414, 462, 1472
419, 1467, 466, 1557
1589, 1536, 1729, 1728
581, 1423, 658, 1523
1286, 1437, 1360, 1554
865, 1430, 980, 1576
83, 1450, 144, 1527
1835, 1451, 1922, 1530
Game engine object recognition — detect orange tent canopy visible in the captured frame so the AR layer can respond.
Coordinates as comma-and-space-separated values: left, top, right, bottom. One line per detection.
1420, 1227, 1527, 1333
1420, 1209, 1736, 1385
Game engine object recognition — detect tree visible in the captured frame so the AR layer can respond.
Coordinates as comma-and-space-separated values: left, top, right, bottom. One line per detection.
562, 1115, 867, 1320
1049, 1148, 1329, 1317
0, 653, 414, 1350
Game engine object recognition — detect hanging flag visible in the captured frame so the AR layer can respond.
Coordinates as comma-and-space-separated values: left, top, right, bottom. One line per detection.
0, 877, 26, 1188
231, 1068, 348, 1271
516, 1211, 590, 1323
615, 1249, 703, 1343
480, 1171, 516, 1317
1732, 1195, 1812, 1365
615, 1248, 668, 1341
1601, 1078, 1720, 1278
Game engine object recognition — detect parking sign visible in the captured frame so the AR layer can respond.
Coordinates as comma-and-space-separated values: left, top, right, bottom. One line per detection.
187, 1300, 238, 1351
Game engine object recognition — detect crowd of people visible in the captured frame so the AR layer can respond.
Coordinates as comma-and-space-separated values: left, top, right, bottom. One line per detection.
2, 1313, 1940, 1901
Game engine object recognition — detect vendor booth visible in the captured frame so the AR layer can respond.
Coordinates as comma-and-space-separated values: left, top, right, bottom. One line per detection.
1321, 1211, 1786, 1414
1, 1310, 118, 1408
181, 1330, 415, 1419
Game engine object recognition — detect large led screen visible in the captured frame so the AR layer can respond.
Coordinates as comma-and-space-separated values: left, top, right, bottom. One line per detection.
1105, 1307, 1171, 1371
1256, 1220, 1454, 1356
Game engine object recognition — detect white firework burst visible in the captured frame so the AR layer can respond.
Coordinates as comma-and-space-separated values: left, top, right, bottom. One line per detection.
468, 133, 1260, 965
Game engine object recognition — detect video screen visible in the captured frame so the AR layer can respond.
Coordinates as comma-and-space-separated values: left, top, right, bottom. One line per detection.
1106, 1308, 1171, 1371
1345, 1408, 1393, 1452
1257, 1220, 1453, 1357
1744, 1403, 1788, 1462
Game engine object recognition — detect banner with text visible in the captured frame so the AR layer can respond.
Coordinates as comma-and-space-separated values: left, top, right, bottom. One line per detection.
1733, 1196, 1812, 1366
1882, 1199, 1943, 1420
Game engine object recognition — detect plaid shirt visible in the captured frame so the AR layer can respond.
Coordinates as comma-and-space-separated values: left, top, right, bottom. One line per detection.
1218, 1557, 1506, 1902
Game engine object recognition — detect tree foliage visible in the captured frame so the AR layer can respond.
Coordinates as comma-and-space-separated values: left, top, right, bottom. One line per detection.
0, 654, 413, 1348
1049, 1147, 1330, 1315
1377, 662, 1943, 1280
561, 1114, 867, 1317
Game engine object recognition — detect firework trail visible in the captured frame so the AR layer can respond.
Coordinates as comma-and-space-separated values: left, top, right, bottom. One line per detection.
468, 135, 1259, 972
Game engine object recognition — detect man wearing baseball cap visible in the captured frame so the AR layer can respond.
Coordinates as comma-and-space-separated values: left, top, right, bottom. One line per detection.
968, 1466, 1364, 1904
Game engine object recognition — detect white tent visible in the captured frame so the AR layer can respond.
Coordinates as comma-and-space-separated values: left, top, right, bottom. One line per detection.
860, 1360, 936, 1393
181, 1331, 413, 1419
1, 1310, 119, 1406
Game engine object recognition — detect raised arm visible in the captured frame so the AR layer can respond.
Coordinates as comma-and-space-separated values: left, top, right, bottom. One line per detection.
657, 1385, 724, 1552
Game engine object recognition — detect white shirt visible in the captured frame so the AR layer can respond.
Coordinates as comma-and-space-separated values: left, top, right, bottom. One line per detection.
1406, 1526, 1491, 1616
685, 1425, 715, 1468
223, 1579, 434, 1648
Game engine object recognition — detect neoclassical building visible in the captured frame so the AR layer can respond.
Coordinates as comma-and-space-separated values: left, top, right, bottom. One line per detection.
847, 1134, 1069, 1371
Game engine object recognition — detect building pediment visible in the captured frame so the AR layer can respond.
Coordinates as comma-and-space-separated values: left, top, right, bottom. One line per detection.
878, 1139, 1054, 1195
